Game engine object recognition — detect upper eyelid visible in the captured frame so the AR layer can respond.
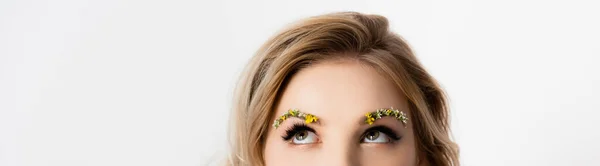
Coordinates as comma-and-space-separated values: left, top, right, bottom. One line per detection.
364, 125, 397, 132
286, 122, 317, 132
361, 126, 400, 138
281, 123, 318, 140
277, 118, 318, 130
281, 124, 401, 142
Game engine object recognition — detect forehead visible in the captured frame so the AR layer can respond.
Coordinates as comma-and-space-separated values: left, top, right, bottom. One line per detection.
274, 60, 409, 126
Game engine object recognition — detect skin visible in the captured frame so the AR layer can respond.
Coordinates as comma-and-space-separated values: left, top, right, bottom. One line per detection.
264, 59, 418, 166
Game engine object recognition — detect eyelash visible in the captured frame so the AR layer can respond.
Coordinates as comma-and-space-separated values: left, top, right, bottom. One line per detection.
360, 125, 402, 143
282, 123, 315, 141
281, 124, 402, 143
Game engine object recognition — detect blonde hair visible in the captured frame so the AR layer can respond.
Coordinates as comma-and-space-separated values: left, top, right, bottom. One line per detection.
227, 11, 459, 166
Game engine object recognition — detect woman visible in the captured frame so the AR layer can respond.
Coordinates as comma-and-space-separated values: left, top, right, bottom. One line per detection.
226, 12, 459, 166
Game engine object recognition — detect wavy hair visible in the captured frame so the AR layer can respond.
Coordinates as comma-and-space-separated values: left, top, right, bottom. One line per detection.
226, 11, 459, 166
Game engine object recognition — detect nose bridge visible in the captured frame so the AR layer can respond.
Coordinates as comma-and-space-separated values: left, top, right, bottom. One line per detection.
316, 129, 360, 166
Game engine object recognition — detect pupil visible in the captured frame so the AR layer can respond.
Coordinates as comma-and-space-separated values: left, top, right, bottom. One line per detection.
295, 131, 307, 140
367, 131, 379, 140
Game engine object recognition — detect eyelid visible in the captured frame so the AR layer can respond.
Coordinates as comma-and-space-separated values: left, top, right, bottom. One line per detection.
361, 125, 401, 142
291, 130, 319, 145
281, 123, 317, 141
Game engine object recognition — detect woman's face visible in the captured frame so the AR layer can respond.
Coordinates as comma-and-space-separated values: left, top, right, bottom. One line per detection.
264, 60, 417, 166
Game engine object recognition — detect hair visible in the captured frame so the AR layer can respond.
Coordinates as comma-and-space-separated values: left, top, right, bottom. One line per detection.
226, 11, 459, 166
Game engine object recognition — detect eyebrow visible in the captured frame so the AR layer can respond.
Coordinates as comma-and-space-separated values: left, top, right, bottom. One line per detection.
362, 107, 409, 127
273, 107, 409, 129
272, 109, 320, 129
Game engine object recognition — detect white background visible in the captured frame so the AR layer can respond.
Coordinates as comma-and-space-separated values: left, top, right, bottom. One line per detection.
1, 0, 599, 165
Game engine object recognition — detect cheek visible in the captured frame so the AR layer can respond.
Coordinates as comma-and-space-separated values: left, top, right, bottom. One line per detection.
370, 125, 417, 166
264, 136, 418, 166
264, 139, 319, 166
360, 143, 417, 166
264, 135, 284, 166
360, 132, 419, 166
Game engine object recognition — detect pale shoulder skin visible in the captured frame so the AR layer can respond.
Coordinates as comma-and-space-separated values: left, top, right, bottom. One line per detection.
264, 59, 418, 166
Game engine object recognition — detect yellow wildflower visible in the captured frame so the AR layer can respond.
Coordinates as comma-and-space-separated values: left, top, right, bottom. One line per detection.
288, 109, 297, 116
366, 117, 375, 125
305, 114, 318, 123
365, 113, 375, 125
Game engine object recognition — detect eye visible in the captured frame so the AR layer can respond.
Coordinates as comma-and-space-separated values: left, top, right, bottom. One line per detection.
362, 130, 391, 143
282, 123, 320, 145
291, 130, 319, 144
361, 126, 401, 144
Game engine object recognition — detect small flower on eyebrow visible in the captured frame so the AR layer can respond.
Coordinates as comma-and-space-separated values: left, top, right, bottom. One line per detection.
365, 113, 375, 125
305, 114, 318, 124
385, 109, 393, 115
397, 111, 409, 124
364, 107, 409, 127
273, 119, 282, 128
375, 109, 383, 119
288, 109, 298, 116
272, 109, 319, 129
